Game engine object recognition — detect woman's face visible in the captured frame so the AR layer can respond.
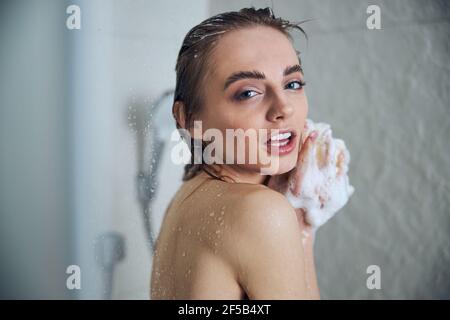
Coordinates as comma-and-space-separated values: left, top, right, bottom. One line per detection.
196, 26, 308, 176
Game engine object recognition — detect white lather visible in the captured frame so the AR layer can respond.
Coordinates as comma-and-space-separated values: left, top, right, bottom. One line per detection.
284, 118, 355, 232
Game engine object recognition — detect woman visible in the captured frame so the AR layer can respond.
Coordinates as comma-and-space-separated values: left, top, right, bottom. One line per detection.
151, 7, 320, 299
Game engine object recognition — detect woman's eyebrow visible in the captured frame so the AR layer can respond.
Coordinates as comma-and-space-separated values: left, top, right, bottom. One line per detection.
223, 64, 303, 90
223, 70, 265, 91
284, 64, 303, 77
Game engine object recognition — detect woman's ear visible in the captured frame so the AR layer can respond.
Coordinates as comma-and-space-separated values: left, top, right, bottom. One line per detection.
172, 101, 186, 129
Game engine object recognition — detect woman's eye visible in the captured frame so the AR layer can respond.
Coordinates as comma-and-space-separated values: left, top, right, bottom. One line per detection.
235, 90, 258, 101
285, 80, 306, 90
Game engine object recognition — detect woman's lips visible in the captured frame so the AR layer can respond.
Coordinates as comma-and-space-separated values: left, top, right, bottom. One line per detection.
264, 130, 297, 155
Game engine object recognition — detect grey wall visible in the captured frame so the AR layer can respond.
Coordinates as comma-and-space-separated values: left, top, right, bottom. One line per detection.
210, 0, 450, 299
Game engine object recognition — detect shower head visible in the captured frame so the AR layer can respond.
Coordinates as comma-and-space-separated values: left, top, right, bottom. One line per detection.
131, 89, 176, 254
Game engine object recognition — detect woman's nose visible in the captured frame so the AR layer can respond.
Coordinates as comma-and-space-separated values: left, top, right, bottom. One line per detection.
267, 91, 294, 122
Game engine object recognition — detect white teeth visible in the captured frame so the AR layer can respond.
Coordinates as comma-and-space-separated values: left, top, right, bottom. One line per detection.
270, 132, 292, 141
269, 139, 290, 147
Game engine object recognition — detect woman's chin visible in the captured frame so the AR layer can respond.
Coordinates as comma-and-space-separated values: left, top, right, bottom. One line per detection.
277, 159, 297, 175
258, 156, 297, 176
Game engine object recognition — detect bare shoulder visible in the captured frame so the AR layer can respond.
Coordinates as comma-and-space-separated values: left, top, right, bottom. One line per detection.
217, 186, 308, 299
221, 184, 308, 299
225, 184, 298, 231
216, 183, 301, 250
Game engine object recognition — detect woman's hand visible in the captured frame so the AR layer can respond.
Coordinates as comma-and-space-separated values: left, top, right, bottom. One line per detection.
266, 130, 318, 233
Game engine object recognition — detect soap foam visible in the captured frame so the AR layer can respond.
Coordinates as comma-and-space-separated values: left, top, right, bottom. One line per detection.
285, 119, 355, 231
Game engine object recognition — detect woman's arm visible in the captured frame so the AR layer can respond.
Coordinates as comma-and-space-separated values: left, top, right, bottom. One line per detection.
226, 189, 318, 299
295, 207, 320, 299
264, 129, 321, 299
301, 228, 321, 299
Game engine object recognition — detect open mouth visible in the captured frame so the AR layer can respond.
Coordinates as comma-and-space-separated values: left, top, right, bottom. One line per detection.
265, 129, 297, 155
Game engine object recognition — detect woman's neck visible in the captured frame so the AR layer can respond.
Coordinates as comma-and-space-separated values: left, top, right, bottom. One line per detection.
202, 164, 267, 185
